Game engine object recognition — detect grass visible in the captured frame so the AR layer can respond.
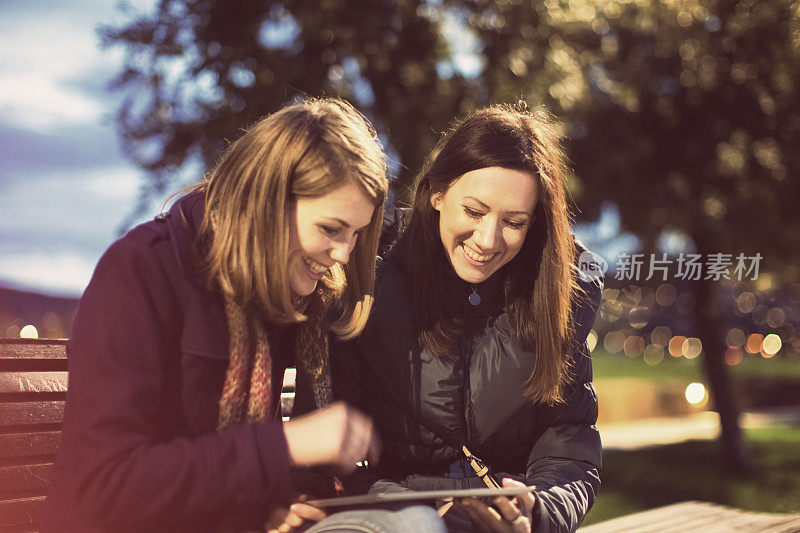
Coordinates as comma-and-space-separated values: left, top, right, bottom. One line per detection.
582, 425, 800, 526
592, 351, 800, 383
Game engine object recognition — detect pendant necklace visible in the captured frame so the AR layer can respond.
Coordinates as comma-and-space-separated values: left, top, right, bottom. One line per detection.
468, 285, 481, 306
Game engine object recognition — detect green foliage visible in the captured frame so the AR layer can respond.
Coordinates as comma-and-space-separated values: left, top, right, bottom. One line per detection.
584, 425, 800, 525
105, 2, 800, 270
101, 0, 485, 223
593, 352, 800, 382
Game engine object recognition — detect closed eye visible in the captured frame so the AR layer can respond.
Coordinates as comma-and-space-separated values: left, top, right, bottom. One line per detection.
319, 225, 341, 237
463, 206, 484, 219
505, 219, 527, 230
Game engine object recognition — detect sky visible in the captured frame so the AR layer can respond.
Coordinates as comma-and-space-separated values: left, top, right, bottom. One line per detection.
0, 0, 162, 297
0, 1, 638, 299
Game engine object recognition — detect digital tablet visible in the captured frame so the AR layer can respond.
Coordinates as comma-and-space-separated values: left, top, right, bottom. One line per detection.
306, 485, 535, 508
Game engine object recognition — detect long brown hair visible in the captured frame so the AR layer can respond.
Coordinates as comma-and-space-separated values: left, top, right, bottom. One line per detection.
195, 97, 387, 339
395, 104, 579, 404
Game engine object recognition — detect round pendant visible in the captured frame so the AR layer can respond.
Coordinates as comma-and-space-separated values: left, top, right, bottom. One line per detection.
468, 291, 481, 306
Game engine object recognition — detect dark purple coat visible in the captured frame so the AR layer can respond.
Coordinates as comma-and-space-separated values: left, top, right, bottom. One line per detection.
42, 193, 293, 532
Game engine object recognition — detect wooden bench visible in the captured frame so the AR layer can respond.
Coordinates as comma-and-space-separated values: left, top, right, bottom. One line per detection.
0, 338, 67, 532
0, 338, 296, 532
580, 500, 800, 532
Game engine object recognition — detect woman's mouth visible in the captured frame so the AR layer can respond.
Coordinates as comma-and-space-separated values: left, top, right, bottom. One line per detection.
303, 256, 330, 277
461, 243, 496, 265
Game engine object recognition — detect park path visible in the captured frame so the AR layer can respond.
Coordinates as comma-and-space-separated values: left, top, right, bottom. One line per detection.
599, 405, 800, 450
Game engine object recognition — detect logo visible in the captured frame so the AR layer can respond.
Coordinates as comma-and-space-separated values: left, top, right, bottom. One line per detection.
578, 250, 608, 282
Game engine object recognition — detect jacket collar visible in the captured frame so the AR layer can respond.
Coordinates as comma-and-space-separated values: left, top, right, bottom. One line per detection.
165, 190, 207, 286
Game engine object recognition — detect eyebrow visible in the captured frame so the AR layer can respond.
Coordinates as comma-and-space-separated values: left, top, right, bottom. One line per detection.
322, 217, 370, 230
463, 196, 532, 217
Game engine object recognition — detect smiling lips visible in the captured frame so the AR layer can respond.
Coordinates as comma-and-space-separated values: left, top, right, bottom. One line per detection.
461, 243, 496, 264
303, 256, 330, 275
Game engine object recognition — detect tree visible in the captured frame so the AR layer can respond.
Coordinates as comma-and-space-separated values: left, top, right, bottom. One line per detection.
101, 0, 480, 226
556, 0, 800, 471
444, 0, 799, 471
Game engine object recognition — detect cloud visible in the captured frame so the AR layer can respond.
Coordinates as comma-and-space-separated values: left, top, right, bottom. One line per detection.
0, 120, 124, 178
0, 0, 150, 134
0, 248, 99, 298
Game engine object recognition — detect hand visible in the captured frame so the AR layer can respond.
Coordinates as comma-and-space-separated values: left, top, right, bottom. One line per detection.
456, 478, 535, 533
264, 499, 326, 533
283, 401, 380, 473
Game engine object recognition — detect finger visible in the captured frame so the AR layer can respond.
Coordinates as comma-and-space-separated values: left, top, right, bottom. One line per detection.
277, 519, 296, 533
492, 495, 522, 522
501, 479, 535, 518
457, 498, 511, 533
264, 507, 290, 531
284, 510, 306, 528
290, 502, 327, 522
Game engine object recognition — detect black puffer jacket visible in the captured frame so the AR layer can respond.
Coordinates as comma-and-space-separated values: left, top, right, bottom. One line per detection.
333, 244, 603, 533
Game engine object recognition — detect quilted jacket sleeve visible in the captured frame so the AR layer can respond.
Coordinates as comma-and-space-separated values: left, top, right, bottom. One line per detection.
525, 266, 604, 533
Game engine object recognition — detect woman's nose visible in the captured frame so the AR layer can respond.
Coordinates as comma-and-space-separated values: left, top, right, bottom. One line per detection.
330, 238, 355, 265
472, 218, 501, 250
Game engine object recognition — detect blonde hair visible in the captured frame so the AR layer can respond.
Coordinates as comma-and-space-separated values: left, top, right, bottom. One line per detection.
195, 98, 387, 339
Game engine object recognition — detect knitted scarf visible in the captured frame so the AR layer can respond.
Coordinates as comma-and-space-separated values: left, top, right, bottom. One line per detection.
217, 286, 332, 430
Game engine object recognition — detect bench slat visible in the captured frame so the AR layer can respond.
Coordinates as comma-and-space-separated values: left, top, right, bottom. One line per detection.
0, 339, 67, 360
0, 496, 45, 528
0, 464, 52, 496
0, 372, 68, 395
580, 501, 800, 532
0, 432, 61, 460
0, 402, 64, 428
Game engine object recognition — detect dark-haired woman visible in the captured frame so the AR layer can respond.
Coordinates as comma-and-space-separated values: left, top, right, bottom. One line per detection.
334, 105, 603, 533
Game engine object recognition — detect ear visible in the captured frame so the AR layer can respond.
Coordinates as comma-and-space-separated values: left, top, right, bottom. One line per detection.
430, 192, 443, 211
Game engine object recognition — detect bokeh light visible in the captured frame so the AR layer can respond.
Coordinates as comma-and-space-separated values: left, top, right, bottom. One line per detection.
650, 325, 672, 347
629, 306, 650, 329
752, 305, 769, 325
669, 335, 687, 357
643, 344, 665, 366
682, 337, 703, 359
603, 330, 626, 354
766, 308, 786, 328
685, 382, 708, 407
20, 325, 39, 339
736, 292, 756, 314
746, 333, 764, 354
762, 334, 782, 357
600, 299, 624, 322
656, 283, 676, 307
624, 335, 645, 357
725, 347, 743, 366
725, 328, 745, 348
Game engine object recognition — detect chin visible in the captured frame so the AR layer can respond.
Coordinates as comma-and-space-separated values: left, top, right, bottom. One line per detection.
290, 277, 317, 297
452, 262, 490, 284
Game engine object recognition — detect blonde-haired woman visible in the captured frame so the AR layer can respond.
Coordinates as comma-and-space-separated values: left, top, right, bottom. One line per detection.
42, 98, 444, 533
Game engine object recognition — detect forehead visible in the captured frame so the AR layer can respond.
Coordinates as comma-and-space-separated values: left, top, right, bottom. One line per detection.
298, 181, 375, 226
445, 167, 537, 214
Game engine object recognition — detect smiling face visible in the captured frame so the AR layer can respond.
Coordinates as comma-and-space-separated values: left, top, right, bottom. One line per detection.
287, 181, 376, 297
431, 167, 538, 284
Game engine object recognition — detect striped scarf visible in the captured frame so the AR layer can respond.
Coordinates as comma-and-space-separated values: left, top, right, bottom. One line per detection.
217, 287, 332, 429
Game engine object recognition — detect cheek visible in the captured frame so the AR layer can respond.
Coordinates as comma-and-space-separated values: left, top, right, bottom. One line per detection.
504, 230, 528, 258
440, 209, 473, 242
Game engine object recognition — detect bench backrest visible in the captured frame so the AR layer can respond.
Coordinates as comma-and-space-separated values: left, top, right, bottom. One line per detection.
0, 338, 67, 531
0, 338, 296, 531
